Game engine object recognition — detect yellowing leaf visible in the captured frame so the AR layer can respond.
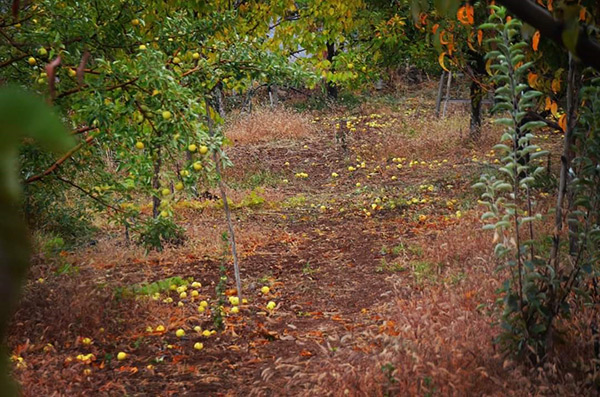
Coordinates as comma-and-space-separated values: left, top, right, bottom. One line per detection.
457, 4, 474, 25
558, 114, 567, 132
438, 52, 450, 72
439, 30, 449, 45
545, 96, 552, 111
550, 101, 559, 118
527, 72, 538, 88
477, 30, 483, 46
551, 78, 561, 93
532, 31, 540, 51
467, 37, 476, 52
580, 6, 587, 21
485, 58, 493, 76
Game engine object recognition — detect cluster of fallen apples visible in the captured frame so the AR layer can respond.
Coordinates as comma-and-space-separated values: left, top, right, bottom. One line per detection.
108, 284, 277, 362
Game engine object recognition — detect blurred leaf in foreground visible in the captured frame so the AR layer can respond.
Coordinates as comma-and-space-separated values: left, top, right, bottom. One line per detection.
0, 85, 71, 395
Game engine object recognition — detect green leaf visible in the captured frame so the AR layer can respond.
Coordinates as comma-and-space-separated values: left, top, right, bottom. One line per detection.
434, 0, 460, 17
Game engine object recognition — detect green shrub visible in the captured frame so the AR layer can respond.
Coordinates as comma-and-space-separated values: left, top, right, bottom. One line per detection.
138, 217, 185, 251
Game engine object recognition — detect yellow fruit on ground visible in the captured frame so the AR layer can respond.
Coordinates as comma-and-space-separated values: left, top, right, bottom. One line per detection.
197, 305, 205, 313
194, 342, 204, 350
199, 145, 209, 155
266, 301, 276, 310
28, 57, 36, 66
179, 291, 187, 299
82, 337, 92, 345
191, 290, 199, 297
193, 162, 202, 171
156, 325, 165, 332
194, 326, 201, 332
162, 110, 172, 120
161, 188, 171, 196
160, 210, 169, 217
229, 296, 239, 306
191, 281, 201, 288
180, 170, 190, 177
202, 330, 211, 337
175, 182, 184, 191
117, 352, 127, 361
175, 329, 185, 338
200, 300, 208, 307
188, 144, 197, 152
135, 141, 144, 149
231, 306, 239, 314
261, 286, 270, 294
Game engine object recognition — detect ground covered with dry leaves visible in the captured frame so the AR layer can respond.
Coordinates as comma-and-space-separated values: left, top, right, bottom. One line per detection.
8, 86, 598, 395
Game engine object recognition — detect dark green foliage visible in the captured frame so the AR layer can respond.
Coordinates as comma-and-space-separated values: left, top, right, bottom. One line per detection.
138, 216, 185, 251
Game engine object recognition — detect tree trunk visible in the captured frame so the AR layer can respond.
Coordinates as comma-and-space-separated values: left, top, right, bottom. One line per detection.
214, 81, 226, 119
205, 98, 243, 302
152, 148, 162, 218
469, 80, 483, 140
566, 56, 581, 256
550, 55, 580, 269
326, 41, 338, 100
467, 50, 486, 141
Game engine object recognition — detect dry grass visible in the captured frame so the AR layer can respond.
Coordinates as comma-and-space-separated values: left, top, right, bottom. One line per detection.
279, 217, 596, 396
224, 107, 317, 145
380, 109, 501, 162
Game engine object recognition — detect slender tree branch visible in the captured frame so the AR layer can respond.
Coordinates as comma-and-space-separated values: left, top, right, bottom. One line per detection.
497, 0, 600, 71
25, 134, 97, 183
72, 126, 98, 135
55, 176, 123, 213
0, 53, 28, 68
56, 77, 138, 99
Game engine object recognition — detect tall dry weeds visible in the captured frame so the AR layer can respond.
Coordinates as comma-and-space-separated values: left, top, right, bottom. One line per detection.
225, 107, 317, 145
